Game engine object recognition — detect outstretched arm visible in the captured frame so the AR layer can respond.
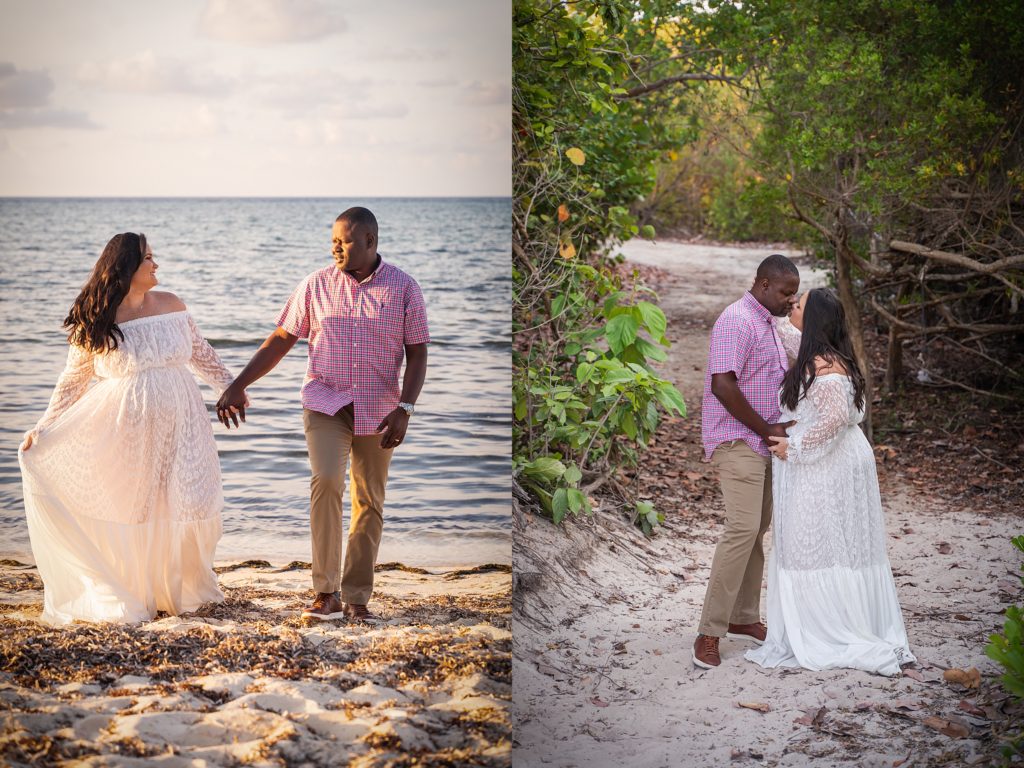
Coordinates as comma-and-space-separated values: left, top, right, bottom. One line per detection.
215, 327, 298, 428
186, 314, 236, 393
22, 344, 95, 450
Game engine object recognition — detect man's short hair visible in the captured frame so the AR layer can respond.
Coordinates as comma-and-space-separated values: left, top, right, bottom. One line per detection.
336, 206, 378, 236
756, 254, 799, 281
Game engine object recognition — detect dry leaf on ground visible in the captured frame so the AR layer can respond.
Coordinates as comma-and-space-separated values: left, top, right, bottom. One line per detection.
958, 699, 986, 718
793, 705, 827, 726
736, 701, 770, 713
943, 667, 981, 689
891, 699, 925, 711
922, 715, 970, 739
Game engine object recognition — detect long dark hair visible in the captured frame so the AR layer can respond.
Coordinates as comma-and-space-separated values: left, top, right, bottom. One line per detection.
780, 288, 866, 411
64, 232, 147, 353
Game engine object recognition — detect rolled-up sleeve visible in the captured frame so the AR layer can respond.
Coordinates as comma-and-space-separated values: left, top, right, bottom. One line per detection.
403, 278, 430, 345
276, 276, 312, 339
707, 312, 752, 378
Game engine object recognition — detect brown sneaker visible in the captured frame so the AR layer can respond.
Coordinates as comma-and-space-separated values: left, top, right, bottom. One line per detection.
343, 603, 380, 621
692, 634, 721, 669
727, 621, 767, 645
301, 591, 345, 620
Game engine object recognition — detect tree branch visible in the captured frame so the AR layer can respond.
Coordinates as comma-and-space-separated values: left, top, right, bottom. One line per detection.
888, 240, 1024, 274
617, 71, 744, 100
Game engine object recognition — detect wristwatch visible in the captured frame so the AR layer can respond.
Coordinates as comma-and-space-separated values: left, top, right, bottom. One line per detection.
398, 402, 415, 416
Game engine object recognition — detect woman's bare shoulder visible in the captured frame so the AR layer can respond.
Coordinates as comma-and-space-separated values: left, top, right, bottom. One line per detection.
149, 291, 187, 311
813, 355, 848, 375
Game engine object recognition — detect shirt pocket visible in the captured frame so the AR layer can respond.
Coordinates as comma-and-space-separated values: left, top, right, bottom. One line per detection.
366, 294, 405, 355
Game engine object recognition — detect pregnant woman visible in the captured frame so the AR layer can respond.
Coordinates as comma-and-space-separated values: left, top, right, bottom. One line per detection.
19, 232, 243, 625
745, 288, 915, 676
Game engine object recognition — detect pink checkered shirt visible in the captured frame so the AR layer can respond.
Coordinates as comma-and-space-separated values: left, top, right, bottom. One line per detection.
276, 258, 430, 435
702, 291, 789, 459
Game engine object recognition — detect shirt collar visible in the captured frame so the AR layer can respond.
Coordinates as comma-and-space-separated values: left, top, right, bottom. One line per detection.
742, 290, 775, 323
341, 255, 385, 285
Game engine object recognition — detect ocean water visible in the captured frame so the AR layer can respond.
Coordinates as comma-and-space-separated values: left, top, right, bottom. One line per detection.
0, 197, 510, 567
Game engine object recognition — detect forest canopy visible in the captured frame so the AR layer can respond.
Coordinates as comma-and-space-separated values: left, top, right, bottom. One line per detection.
513, 0, 1023, 526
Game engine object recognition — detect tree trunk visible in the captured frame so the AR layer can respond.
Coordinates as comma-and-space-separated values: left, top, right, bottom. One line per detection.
884, 282, 905, 393
885, 324, 902, 393
834, 238, 873, 442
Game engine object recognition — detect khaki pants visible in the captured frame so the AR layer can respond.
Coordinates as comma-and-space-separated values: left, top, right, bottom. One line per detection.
303, 407, 393, 604
697, 439, 773, 637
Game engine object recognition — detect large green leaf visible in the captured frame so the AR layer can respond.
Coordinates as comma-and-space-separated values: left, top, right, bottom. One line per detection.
552, 488, 570, 524
635, 301, 668, 342
604, 314, 640, 354
655, 383, 687, 417
521, 456, 566, 484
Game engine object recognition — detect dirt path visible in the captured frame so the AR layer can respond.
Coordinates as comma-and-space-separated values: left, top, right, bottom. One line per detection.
513, 241, 1022, 767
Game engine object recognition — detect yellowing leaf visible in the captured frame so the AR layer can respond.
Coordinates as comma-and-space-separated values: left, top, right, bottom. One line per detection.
565, 147, 586, 166
943, 667, 981, 689
557, 204, 570, 222
559, 240, 576, 259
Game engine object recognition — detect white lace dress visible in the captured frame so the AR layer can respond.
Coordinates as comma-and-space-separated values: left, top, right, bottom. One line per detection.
18, 311, 233, 625
745, 373, 916, 676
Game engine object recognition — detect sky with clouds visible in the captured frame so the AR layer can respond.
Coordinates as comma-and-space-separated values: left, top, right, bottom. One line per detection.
0, 0, 511, 196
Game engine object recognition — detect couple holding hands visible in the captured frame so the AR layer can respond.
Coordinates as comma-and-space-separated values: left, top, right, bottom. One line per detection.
19, 206, 429, 626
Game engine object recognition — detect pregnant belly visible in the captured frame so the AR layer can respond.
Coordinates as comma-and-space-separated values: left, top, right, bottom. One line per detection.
109, 367, 205, 426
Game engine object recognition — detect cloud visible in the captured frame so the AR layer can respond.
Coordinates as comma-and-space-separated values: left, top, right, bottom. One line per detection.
0, 62, 98, 129
78, 52, 233, 96
478, 120, 509, 144
332, 103, 409, 121
458, 81, 511, 107
0, 62, 54, 109
368, 48, 449, 62
416, 78, 458, 89
254, 72, 406, 122
197, 0, 346, 45
255, 71, 374, 114
0, 108, 99, 129
167, 104, 223, 138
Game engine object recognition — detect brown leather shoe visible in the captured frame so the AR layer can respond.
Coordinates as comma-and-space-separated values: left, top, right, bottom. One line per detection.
343, 603, 380, 621
727, 621, 767, 645
692, 634, 721, 669
301, 591, 345, 620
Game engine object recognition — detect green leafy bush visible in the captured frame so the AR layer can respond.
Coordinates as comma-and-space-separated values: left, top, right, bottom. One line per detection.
987, 535, 1024, 697
986, 535, 1024, 763
513, 0, 703, 531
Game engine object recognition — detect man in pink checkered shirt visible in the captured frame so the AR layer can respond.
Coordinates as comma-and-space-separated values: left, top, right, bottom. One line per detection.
216, 207, 429, 621
692, 254, 799, 670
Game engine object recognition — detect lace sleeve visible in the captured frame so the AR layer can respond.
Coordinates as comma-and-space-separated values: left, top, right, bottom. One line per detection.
186, 314, 235, 394
776, 317, 802, 364
31, 344, 95, 440
788, 377, 853, 464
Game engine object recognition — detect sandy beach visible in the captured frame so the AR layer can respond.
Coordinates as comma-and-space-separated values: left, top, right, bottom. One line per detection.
0, 560, 511, 767
513, 240, 1024, 766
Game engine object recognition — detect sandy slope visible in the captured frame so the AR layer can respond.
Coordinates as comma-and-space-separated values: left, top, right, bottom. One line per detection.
513, 241, 1023, 767
0, 561, 511, 767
